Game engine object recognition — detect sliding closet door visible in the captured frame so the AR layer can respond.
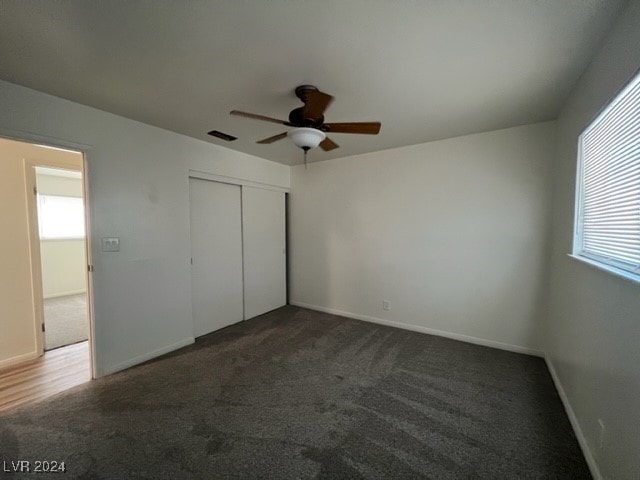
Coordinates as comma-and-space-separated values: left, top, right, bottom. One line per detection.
242, 187, 286, 319
189, 178, 243, 337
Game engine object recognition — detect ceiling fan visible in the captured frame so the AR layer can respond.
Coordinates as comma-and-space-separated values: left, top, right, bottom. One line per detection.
229, 85, 381, 165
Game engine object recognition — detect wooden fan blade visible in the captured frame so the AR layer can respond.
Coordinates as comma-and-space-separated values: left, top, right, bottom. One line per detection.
324, 122, 381, 134
256, 132, 288, 144
230, 110, 293, 126
302, 91, 334, 120
319, 137, 339, 151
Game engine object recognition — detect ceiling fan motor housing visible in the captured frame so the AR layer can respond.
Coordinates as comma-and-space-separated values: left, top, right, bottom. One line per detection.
294, 85, 319, 102
289, 107, 324, 127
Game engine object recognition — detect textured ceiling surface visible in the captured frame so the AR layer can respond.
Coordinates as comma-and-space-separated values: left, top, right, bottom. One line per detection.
0, 0, 627, 165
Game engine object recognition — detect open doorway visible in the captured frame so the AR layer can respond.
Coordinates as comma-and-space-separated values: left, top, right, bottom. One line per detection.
0, 137, 93, 412
35, 167, 89, 351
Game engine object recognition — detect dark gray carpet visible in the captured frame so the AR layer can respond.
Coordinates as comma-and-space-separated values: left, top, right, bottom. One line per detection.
44, 293, 88, 350
0, 306, 590, 479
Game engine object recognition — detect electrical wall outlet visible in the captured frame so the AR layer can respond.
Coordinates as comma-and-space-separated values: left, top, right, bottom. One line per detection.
382, 300, 390, 311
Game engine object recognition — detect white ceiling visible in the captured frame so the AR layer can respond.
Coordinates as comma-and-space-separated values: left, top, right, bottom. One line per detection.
0, 0, 627, 165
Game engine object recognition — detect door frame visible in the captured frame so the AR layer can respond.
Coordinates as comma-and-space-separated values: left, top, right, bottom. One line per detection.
13, 137, 97, 380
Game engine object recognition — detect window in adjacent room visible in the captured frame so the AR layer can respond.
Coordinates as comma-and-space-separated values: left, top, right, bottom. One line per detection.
37, 194, 86, 240
573, 69, 640, 280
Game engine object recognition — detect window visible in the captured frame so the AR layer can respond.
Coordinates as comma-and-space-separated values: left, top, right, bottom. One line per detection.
573, 70, 640, 280
38, 195, 86, 240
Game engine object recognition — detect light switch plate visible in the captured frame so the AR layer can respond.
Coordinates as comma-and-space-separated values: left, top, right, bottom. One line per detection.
101, 237, 120, 252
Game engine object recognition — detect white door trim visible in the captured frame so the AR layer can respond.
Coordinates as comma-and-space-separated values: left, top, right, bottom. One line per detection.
23, 152, 96, 380
188, 169, 290, 193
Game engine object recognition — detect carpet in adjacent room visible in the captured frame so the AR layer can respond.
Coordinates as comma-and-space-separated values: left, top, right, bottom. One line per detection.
43, 293, 88, 350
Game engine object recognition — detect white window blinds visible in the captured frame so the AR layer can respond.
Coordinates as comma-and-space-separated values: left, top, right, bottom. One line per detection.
575, 70, 640, 276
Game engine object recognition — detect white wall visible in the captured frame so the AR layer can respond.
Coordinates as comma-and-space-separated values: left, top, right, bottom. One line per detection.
290, 121, 555, 354
36, 173, 87, 298
546, 1, 640, 478
39, 240, 86, 298
0, 80, 289, 376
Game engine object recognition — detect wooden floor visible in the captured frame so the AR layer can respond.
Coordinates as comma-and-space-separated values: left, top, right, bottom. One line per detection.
0, 341, 90, 413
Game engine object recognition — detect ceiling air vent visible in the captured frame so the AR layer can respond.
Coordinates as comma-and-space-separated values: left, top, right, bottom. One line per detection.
207, 130, 237, 141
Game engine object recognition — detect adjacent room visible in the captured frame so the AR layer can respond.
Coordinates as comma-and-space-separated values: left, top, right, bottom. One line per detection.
36, 165, 89, 352
0, 1, 638, 479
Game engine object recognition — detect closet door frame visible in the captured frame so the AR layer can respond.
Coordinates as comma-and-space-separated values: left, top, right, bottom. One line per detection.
187, 170, 289, 334
188, 170, 289, 195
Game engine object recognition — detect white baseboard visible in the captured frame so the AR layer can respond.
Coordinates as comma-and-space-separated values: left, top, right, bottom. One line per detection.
98, 337, 195, 377
0, 350, 39, 371
545, 357, 602, 480
43, 289, 87, 299
289, 301, 544, 357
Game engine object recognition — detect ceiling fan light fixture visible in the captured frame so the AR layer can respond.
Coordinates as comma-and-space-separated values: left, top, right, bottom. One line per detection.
287, 127, 326, 150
